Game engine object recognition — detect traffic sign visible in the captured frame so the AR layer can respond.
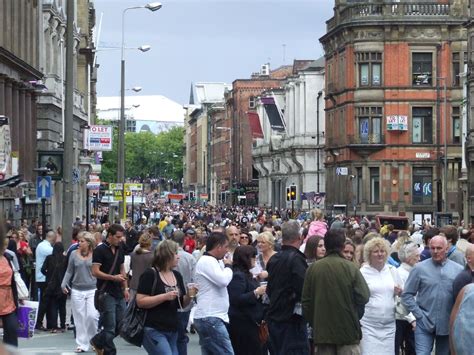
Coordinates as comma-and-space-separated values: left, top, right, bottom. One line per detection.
36, 176, 52, 198
336, 167, 348, 176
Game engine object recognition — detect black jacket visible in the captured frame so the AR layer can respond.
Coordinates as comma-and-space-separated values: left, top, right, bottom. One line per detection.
266, 245, 307, 322
227, 269, 264, 324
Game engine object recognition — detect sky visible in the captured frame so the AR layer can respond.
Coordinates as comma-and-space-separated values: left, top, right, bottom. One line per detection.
93, 0, 334, 105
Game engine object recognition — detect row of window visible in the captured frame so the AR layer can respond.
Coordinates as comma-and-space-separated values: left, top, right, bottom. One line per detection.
337, 51, 467, 88
355, 106, 461, 144
353, 167, 433, 205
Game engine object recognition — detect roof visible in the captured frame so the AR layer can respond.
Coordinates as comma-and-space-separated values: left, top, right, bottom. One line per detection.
303, 57, 325, 71
97, 95, 185, 123
190, 82, 232, 105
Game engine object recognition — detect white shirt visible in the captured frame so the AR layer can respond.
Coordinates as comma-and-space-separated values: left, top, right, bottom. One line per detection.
193, 254, 233, 322
35, 240, 53, 282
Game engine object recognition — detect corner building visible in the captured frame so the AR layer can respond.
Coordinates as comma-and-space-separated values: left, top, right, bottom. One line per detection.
321, 0, 468, 221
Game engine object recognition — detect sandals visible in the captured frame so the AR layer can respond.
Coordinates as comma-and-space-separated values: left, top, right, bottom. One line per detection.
75, 348, 85, 353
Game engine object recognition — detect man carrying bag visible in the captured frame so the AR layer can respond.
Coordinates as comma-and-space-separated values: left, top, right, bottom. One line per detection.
91, 224, 128, 355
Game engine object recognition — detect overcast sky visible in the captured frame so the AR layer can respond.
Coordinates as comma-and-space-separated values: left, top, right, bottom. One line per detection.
93, 0, 334, 105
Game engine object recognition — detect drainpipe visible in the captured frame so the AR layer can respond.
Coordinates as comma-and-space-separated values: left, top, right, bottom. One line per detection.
317, 91, 323, 195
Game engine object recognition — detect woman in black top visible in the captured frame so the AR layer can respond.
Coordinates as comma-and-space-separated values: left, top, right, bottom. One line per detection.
227, 245, 266, 355
136, 240, 194, 355
41, 242, 67, 332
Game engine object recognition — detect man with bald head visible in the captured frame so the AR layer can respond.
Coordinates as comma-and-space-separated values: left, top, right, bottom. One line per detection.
452, 244, 474, 300
225, 225, 240, 258
401, 235, 463, 355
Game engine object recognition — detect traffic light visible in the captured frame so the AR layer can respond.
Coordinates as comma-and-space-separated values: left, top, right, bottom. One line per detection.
290, 185, 297, 201
286, 187, 291, 201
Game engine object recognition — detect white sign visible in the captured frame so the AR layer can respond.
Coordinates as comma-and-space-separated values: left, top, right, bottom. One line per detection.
84, 125, 113, 151
0, 119, 12, 180
336, 167, 348, 176
415, 152, 431, 159
87, 174, 101, 190
386, 115, 408, 131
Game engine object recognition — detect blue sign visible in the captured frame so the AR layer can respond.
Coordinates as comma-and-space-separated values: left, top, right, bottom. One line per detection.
37, 176, 52, 199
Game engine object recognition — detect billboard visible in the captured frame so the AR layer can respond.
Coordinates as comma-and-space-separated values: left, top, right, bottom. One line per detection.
84, 125, 113, 151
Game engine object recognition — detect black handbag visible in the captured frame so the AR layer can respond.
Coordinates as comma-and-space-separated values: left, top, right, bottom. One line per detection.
94, 249, 120, 312
120, 268, 158, 347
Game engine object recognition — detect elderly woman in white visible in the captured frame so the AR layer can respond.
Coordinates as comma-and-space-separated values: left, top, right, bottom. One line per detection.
395, 242, 420, 355
360, 237, 402, 355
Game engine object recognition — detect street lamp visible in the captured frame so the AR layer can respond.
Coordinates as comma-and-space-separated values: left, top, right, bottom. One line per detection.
118, 2, 162, 219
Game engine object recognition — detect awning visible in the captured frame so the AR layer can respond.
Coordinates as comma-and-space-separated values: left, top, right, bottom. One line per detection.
261, 97, 285, 132
247, 112, 264, 139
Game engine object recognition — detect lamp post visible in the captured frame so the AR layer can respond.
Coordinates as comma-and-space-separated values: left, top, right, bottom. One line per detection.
118, 2, 162, 220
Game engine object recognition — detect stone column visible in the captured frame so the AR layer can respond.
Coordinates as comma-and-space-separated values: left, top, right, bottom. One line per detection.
18, 89, 26, 175
11, 85, 20, 157
0, 76, 5, 114
25, 91, 33, 181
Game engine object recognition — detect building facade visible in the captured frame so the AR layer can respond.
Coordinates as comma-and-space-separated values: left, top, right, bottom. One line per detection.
321, 0, 468, 222
466, 1, 474, 223
253, 59, 326, 210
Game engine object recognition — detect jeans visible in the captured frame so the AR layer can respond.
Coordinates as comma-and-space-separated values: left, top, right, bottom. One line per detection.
177, 311, 191, 355
268, 318, 309, 355
143, 327, 178, 355
414, 324, 449, 355
1, 312, 18, 347
194, 317, 234, 355
91, 293, 126, 355
395, 320, 415, 355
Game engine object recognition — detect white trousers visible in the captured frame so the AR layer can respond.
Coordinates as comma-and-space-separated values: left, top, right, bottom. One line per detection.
71, 288, 99, 351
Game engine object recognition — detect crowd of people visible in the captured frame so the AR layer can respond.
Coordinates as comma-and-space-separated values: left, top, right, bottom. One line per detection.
1, 204, 474, 355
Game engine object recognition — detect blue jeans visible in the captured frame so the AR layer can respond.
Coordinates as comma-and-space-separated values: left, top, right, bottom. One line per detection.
1, 311, 18, 347
414, 324, 449, 355
177, 311, 191, 355
91, 293, 126, 355
268, 318, 309, 355
194, 317, 234, 355
143, 327, 178, 355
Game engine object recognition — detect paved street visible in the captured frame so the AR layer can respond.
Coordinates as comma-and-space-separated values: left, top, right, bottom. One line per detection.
19, 330, 201, 355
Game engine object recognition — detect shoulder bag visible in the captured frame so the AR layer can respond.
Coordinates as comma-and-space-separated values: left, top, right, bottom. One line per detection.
94, 248, 120, 312
120, 267, 158, 347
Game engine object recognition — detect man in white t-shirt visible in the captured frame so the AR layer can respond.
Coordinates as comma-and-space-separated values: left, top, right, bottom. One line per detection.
193, 232, 234, 354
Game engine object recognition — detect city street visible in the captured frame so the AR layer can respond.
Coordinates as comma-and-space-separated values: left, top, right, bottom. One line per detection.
19, 330, 201, 354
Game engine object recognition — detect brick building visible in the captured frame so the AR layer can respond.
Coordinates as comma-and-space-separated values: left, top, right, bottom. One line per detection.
321, 0, 468, 222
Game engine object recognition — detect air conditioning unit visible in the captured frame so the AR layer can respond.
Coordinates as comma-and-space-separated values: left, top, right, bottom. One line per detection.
261, 64, 270, 76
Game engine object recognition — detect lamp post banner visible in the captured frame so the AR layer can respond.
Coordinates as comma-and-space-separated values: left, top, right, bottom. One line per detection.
84, 125, 113, 151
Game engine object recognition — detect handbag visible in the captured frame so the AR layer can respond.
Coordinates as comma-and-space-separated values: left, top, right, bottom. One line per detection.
120, 268, 158, 347
389, 266, 408, 316
14, 271, 29, 300
257, 320, 269, 344
94, 249, 120, 312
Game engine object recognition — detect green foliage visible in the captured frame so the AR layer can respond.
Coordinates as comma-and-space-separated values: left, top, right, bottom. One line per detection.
99, 125, 184, 183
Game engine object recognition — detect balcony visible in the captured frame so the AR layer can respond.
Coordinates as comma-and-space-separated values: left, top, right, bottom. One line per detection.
327, 2, 457, 32
347, 134, 385, 156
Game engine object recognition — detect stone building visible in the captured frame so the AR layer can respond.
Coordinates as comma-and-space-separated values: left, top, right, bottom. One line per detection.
321, 0, 468, 222
253, 59, 326, 210
466, 1, 474, 223
0, 0, 43, 220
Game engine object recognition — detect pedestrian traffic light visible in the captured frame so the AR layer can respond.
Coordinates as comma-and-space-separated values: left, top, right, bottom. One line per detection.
286, 187, 291, 201
290, 185, 297, 201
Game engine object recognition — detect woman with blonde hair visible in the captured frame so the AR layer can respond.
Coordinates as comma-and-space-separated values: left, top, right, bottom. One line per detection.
253, 231, 277, 280
307, 208, 328, 239
129, 232, 154, 300
61, 231, 98, 353
360, 237, 402, 355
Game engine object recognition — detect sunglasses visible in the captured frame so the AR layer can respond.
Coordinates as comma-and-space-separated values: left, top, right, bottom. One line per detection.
240, 236, 249, 239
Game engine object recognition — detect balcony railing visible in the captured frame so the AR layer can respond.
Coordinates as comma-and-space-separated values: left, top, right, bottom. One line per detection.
328, 2, 454, 32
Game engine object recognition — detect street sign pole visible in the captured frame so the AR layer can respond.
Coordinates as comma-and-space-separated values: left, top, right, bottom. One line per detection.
291, 200, 294, 219
131, 193, 134, 222
41, 198, 46, 239
86, 187, 90, 230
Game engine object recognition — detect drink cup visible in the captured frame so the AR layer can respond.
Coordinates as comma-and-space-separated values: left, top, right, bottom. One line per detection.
187, 283, 198, 297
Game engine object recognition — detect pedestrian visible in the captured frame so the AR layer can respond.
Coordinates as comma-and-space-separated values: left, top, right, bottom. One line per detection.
238, 229, 252, 246
35, 230, 56, 330
61, 232, 99, 353
227, 245, 266, 355
225, 225, 240, 258
360, 237, 402, 355
342, 238, 356, 263
401, 235, 464, 355
395, 242, 420, 355
452, 243, 474, 300
90, 224, 128, 355
136, 240, 195, 355
0, 219, 19, 347
172, 230, 197, 355
302, 228, 369, 355
440, 225, 466, 267
449, 283, 474, 355
193, 231, 234, 354
266, 220, 309, 355
303, 235, 326, 265
124, 220, 138, 255
253, 231, 277, 280
41, 242, 68, 332
307, 208, 328, 239
129, 232, 154, 301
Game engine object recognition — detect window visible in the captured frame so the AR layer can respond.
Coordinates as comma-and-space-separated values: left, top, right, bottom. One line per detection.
412, 107, 433, 144
356, 167, 363, 204
357, 107, 382, 143
370, 167, 380, 204
412, 52, 433, 86
413, 167, 433, 205
338, 52, 346, 89
249, 96, 256, 109
453, 106, 461, 144
452, 52, 467, 87
357, 52, 382, 87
